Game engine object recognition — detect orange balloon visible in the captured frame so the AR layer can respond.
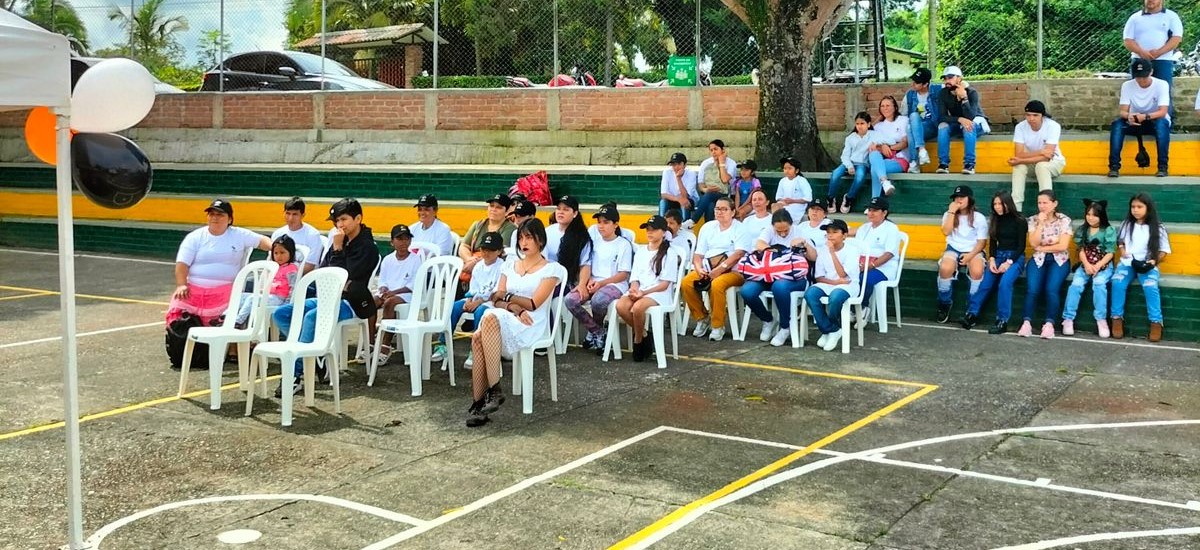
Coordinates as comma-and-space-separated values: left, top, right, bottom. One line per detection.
24, 106, 57, 165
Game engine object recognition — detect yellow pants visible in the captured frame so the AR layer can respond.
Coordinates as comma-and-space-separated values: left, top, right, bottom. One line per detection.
681, 270, 745, 329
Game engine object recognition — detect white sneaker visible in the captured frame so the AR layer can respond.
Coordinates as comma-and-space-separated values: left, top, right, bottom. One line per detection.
374, 346, 392, 367
355, 349, 370, 363
709, 327, 725, 341
464, 353, 473, 370
906, 163, 921, 174
770, 329, 790, 347
918, 147, 930, 165
681, 219, 696, 231
821, 330, 843, 351
816, 333, 829, 348
759, 320, 778, 342
692, 317, 710, 337
881, 180, 895, 196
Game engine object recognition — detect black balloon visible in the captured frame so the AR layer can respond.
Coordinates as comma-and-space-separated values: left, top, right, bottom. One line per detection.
70, 133, 152, 209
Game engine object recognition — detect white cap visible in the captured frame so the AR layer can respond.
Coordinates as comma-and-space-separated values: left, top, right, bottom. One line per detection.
942, 66, 963, 78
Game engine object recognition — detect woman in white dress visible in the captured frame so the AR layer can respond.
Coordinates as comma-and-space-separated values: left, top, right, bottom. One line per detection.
614, 215, 679, 362
467, 218, 562, 427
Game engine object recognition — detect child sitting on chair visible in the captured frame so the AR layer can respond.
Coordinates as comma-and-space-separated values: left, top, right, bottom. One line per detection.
370, 224, 423, 366
235, 235, 299, 329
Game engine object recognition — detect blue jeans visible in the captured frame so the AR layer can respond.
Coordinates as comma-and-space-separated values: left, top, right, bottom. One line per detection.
966, 251, 1024, 322
1022, 258, 1070, 324
860, 269, 888, 306
1110, 264, 1163, 323
689, 191, 725, 223
273, 297, 355, 376
440, 299, 491, 343
1152, 59, 1174, 118
1062, 265, 1113, 321
659, 198, 692, 221
937, 247, 986, 305
1108, 117, 1170, 171
740, 279, 808, 327
805, 285, 851, 334
827, 164, 869, 200
867, 151, 903, 197
937, 118, 989, 167
907, 116, 938, 159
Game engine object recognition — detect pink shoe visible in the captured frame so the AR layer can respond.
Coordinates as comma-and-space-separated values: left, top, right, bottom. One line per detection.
1061, 319, 1074, 336
1096, 319, 1110, 338
1017, 320, 1033, 337
1040, 322, 1055, 339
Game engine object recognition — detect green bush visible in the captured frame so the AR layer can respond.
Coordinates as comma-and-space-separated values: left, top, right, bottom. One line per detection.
409, 75, 509, 89
712, 75, 753, 85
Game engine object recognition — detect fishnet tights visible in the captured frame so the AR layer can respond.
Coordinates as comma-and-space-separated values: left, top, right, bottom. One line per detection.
470, 313, 503, 401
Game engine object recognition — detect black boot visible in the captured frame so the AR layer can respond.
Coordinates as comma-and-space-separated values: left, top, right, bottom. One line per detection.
480, 383, 506, 414
988, 320, 1008, 335
960, 313, 978, 330
466, 399, 489, 427
632, 339, 647, 362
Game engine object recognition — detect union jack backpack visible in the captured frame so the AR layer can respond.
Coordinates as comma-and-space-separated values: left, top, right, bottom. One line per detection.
736, 246, 809, 283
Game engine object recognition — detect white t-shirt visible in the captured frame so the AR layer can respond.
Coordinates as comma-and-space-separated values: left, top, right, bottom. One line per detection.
697, 157, 739, 192
411, 218, 455, 257
467, 257, 505, 297
694, 220, 744, 272
176, 226, 264, 288
588, 224, 636, 242
1123, 9, 1184, 60
1013, 118, 1064, 162
377, 252, 422, 302
871, 116, 909, 160
587, 235, 634, 292
660, 167, 700, 201
668, 230, 696, 257
272, 223, 324, 269
545, 222, 566, 262
757, 224, 804, 249
813, 241, 862, 298
739, 212, 774, 251
775, 176, 813, 224
630, 245, 680, 306
854, 220, 903, 280
797, 219, 830, 249
1119, 222, 1172, 264
1120, 78, 1172, 123
943, 211, 990, 253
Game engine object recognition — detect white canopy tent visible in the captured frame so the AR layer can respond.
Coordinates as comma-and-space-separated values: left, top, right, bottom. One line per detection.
1, 9, 88, 550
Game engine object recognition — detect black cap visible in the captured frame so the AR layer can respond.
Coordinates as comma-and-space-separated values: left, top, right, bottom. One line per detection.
512, 200, 537, 217
950, 185, 974, 199
866, 196, 890, 211
640, 215, 669, 230
1131, 58, 1152, 78
204, 198, 233, 218
487, 193, 513, 208
593, 203, 620, 222
479, 231, 504, 251
390, 223, 413, 240
807, 197, 828, 212
825, 219, 850, 233
327, 198, 363, 220
509, 191, 528, 203
414, 194, 438, 208
737, 159, 758, 171
667, 152, 688, 164
1024, 100, 1047, 116
556, 195, 580, 211
910, 67, 932, 84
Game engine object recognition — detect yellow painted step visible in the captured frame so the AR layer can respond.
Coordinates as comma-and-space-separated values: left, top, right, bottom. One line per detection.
924, 139, 1198, 177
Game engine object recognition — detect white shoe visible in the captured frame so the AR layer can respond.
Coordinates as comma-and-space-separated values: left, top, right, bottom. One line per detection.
709, 327, 725, 341
759, 320, 778, 342
881, 180, 895, 196
816, 333, 829, 348
692, 317, 710, 337
374, 346, 392, 367
681, 219, 696, 231
464, 353, 473, 370
906, 163, 921, 174
355, 349, 370, 363
431, 343, 446, 363
770, 329, 790, 347
918, 147, 930, 165
821, 330, 843, 351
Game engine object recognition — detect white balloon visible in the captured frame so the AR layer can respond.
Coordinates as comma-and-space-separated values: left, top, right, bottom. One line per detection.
70, 58, 156, 133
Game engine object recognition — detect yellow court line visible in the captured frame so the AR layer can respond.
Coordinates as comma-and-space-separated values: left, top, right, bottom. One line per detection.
0, 291, 55, 302
682, 354, 933, 388
0, 375, 281, 442
0, 285, 169, 306
608, 382, 939, 549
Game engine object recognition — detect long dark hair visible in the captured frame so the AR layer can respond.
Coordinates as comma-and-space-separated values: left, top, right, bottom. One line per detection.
272, 234, 297, 264
1083, 200, 1111, 229
851, 111, 871, 134
952, 195, 978, 230
987, 190, 1023, 243
649, 230, 671, 276
1121, 192, 1163, 260
514, 217, 547, 259
556, 207, 591, 285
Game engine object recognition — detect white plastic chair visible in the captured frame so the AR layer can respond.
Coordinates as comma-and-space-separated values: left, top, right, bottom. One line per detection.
370, 256, 463, 394
335, 252, 383, 375
449, 231, 462, 256
792, 254, 872, 354
410, 242, 441, 260
245, 267, 349, 426
512, 263, 569, 414
602, 251, 686, 369
869, 231, 909, 333
177, 260, 280, 410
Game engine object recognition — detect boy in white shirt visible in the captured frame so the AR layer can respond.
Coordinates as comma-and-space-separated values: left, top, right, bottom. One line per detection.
271, 196, 324, 274
660, 152, 699, 219
1108, 58, 1171, 178
803, 219, 862, 351
437, 231, 507, 364
1009, 101, 1066, 212
371, 224, 423, 363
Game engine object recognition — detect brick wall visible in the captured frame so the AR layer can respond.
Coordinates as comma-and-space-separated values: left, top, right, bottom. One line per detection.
814, 86, 848, 130
560, 89, 690, 131
438, 91, 548, 131
222, 94, 314, 129
702, 87, 758, 129
325, 92, 425, 130
137, 94, 214, 128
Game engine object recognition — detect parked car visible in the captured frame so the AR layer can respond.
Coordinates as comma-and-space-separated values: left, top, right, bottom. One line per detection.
70, 55, 186, 94
199, 51, 395, 92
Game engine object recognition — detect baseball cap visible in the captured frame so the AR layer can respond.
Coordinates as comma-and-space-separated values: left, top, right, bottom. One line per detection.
640, 215, 669, 230
910, 67, 933, 84
950, 185, 974, 199
509, 191, 528, 203
825, 219, 850, 233
414, 194, 438, 208
486, 193, 513, 208
667, 152, 688, 164
327, 198, 363, 220
1131, 58, 1152, 78
737, 159, 758, 172
593, 203, 620, 222
942, 65, 963, 78
204, 198, 233, 218
390, 223, 413, 240
865, 197, 890, 211
807, 197, 828, 212
1024, 100, 1048, 115
512, 200, 537, 217
479, 231, 505, 251
556, 195, 580, 211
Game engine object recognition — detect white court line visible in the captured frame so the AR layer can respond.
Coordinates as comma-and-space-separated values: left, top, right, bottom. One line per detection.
0, 321, 162, 350
902, 320, 1200, 354
991, 526, 1200, 549
0, 247, 176, 266
86, 494, 429, 548
361, 426, 672, 550
626, 420, 1200, 549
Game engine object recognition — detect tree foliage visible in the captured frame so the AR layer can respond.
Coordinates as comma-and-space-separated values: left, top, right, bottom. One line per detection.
18, 0, 89, 49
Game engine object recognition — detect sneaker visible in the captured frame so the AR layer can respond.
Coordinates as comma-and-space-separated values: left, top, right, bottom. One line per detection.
935, 302, 952, 323
464, 353, 474, 369
480, 383, 505, 414
315, 358, 329, 384
816, 333, 829, 348
1155, 169, 1167, 178
592, 333, 607, 355
1017, 320, 1033, 337
355, 348, 370, 363
960, 313, 978, 330
881, 179, 895, 196
709, 327, 725, 341
1111, 317, 1125, 339
275, 377, 304, 398
1040, 322, 1055, 339
936, 164, 950, 174
760, 320, 779, 342
431, 343, 446, 362
988, 320, 1008, 335
1107, 169, 1119, 178
821, 330, 842, 351
827, 195, 839, 214
961, 164, 975, 175
1096, 319, 1110, 339
839, 195, 851, 214
681, 219, 696, 231
1061, 319, 1074, 336
918, 147, 930, 165
906, 163, 921, 174
465, 400, 489, 427
580, 333, 598, 350
374, 345, 392, 367
692, 317, 710, 338
770, 329, 790, 347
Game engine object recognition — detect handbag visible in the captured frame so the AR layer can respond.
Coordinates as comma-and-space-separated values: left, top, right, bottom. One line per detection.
736, 245, 809, 283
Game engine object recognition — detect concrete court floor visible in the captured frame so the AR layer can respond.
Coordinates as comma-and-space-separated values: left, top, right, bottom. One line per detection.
1, 247, 1198, 550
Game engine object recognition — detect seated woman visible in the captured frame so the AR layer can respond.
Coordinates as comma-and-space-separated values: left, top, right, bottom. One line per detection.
459, 193, 518, 278
1110, 192, 1171, 342
564, 203, 633, 352
737, 189, 774, 252
796, 198, 831, 251
935, 185, 987, 323
1017, 190, 1071, 339
961, 191, 1026, 334
740, 209, 817, 347
827, 111, 874, 214
466, 218, 562, 427
681, 197, 746, 341
850, 197, 901, 309
803, 219, 861, 351
685, 139, 738, 227
1061, 199, 1117, 338
867, 96, 910, 199
614, 215, 680, 362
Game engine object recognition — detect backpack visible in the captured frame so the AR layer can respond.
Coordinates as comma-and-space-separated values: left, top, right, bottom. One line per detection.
736, 246, 809, 283
165, 312, 215, 370
511, 171, 551, 206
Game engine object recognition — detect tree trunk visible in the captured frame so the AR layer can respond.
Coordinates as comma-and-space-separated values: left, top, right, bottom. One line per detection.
756, 21, 834, 170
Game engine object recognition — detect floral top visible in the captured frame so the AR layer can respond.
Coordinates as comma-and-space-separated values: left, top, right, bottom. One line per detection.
1027, 212, 1072, 267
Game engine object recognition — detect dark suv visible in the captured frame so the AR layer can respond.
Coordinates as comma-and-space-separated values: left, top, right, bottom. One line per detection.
200, 51, 394, 91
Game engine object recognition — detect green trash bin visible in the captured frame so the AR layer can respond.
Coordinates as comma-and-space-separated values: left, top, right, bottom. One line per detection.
667, 55, 697, 87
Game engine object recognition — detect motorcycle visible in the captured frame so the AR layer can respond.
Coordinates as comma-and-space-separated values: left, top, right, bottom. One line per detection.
506, 65, 598, 88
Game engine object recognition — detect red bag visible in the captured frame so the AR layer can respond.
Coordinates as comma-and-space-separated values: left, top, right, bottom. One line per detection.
511, 171, 551, 206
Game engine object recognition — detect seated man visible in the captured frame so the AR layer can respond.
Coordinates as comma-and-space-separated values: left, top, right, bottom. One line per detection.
936, 66, 990, 175
1108, 58, 1171, 178
904, 68, 941, 173
659, 152, 698, 219
1008, 100, 1066, 212
410, 194, 455, 256
271, 196, 323, 274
